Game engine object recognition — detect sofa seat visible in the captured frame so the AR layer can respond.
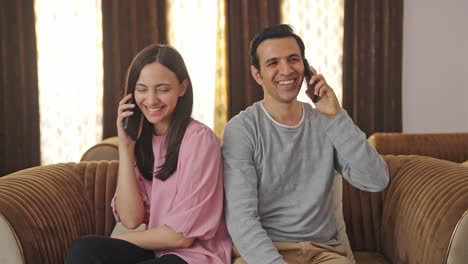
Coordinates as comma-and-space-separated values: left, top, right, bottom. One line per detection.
0, 155, 467, 263
354, 251, 390, 264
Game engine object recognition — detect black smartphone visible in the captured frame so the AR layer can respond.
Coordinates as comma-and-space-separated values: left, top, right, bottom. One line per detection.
123, 97, 141, 141
304, 59, 319, 103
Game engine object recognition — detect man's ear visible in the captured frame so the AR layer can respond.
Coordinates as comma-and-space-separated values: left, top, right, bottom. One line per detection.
251, 65, 263, 86
178, 79, 189, 96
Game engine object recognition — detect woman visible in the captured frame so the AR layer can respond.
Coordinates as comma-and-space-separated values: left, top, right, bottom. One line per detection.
66, 44, 232, 264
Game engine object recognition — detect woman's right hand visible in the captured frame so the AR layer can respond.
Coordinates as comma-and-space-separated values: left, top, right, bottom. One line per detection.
116, 93, 139, 145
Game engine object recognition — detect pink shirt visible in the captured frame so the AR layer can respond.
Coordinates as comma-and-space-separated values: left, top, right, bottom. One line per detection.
112, 120, 232, 263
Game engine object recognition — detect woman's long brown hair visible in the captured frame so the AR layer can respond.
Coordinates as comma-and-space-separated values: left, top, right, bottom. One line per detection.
124, 44, 193, 181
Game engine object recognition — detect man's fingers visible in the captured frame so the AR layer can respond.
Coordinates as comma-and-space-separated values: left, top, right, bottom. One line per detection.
309, 65, 318, 75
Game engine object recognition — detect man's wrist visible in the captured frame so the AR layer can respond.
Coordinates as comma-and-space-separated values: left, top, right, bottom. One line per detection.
326, 107, 343, 119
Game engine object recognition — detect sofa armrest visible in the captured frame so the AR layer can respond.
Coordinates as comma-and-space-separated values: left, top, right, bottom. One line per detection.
381, 156, 468, 263
81, 137, 119, 161
0, 163, 95, 263
368, 132, 468, 163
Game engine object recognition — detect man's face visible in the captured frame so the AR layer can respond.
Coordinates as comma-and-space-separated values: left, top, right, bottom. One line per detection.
251, 37, 305, 105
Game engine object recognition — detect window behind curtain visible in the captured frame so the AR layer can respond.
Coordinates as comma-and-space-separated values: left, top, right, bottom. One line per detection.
167, 0, 227, 138
35, 0, 103, 164
167, 0, 217, 128
281, 0, 344, 105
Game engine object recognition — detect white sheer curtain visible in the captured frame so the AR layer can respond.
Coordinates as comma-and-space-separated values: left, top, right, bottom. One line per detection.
281, 0, 344, 105
35, 0, 103, 164
167, 0, 219, 129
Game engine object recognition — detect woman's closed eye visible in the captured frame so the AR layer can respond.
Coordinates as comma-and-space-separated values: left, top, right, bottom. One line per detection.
157, 87, 171, 93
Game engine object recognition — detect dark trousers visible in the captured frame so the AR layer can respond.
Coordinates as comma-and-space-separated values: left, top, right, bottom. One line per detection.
65, 235, 188, 264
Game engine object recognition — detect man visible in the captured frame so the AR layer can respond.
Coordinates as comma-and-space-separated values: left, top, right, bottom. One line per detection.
222, 24, 389, 264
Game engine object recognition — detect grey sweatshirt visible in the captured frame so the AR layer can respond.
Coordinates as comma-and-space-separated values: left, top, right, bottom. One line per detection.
222, 102, 389, 264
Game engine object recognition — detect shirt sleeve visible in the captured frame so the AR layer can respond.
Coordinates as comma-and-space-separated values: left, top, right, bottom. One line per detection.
222, 121, 286, 264
160, 126, 225, 240
110, 166, 150, 224
326, 110, 389, 191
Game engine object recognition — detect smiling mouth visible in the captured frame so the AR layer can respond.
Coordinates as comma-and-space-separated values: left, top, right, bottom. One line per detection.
276, 78, 298, 89
146, 106, 164, 113
277, 79, 295, 85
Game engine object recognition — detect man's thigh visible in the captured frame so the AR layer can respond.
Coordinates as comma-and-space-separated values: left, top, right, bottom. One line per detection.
308, 251, 353, 264
232, 242, 353, 264
295, 242, 352, 264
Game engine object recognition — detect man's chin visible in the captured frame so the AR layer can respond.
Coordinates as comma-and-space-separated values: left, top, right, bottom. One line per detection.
277, 95, 299, 104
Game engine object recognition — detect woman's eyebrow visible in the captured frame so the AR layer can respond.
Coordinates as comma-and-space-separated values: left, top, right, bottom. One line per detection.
136, 82, 170, 88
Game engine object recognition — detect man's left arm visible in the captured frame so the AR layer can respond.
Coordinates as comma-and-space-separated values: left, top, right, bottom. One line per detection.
306, 66, 389, 191
326, 110, 389, 192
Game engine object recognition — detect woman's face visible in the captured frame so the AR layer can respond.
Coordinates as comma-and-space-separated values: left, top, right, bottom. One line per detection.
134, 62, 187, 135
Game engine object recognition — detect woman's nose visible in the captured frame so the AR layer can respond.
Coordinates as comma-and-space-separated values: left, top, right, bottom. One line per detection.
147, 91, 160, 104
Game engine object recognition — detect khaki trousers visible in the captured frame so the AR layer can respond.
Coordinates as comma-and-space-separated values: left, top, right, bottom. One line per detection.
232, 241, 352, 264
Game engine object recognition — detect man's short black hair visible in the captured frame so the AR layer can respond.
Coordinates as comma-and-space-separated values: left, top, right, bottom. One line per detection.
249, 24, 306, 70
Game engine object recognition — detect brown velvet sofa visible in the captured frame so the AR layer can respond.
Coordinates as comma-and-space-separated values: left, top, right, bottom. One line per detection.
368, 132, 468, 163
80, 136, 119, 161
346, 132, 468, 263
0, 134, 467, 264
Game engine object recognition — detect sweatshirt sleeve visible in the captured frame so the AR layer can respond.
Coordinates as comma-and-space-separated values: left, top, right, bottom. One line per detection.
222, 121, 286, 264
325, 110, 389, 191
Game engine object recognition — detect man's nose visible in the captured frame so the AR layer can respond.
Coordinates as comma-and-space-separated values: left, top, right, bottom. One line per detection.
278, 60, 293, 75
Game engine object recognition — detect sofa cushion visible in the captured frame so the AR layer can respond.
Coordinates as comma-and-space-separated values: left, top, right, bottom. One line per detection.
447, 211, 468, 264
381, 157, 468, 263
0, 213, 23, 263
353, 251, 390, 264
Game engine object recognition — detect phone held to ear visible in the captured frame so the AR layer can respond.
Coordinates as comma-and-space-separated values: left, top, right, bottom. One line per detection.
304, 59, 319, 103
123, 97, 141, 141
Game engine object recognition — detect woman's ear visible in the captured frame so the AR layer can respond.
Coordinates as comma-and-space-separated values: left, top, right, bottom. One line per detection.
178, 79, 189, 96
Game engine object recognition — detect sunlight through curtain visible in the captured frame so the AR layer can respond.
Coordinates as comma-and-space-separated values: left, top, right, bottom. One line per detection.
281, 0, 344, 105
167, 0, 227, 138
214, 0, 228, 138
35, 0, 103, 164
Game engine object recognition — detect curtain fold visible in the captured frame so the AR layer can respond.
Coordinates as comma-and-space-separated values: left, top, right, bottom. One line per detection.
102, 0, 167, 138
0, 0, 40, 176
342, 0, 403, 136
342, 0, 403, 252
226, 0, 281, 118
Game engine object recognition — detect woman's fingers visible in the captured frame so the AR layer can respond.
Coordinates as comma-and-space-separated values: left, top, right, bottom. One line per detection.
120, 110, 134, 118
119, 93, 133, 105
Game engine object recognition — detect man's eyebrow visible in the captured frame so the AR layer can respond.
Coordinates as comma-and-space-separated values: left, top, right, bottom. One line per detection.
265, 57, 278, 65
265, 53, 301, 64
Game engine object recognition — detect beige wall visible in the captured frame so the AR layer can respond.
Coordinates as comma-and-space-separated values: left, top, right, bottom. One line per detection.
403, 0, 468, 132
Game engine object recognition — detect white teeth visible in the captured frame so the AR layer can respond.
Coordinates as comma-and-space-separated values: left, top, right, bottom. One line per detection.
147, 106, 162, 112
278, 80, 294, 85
